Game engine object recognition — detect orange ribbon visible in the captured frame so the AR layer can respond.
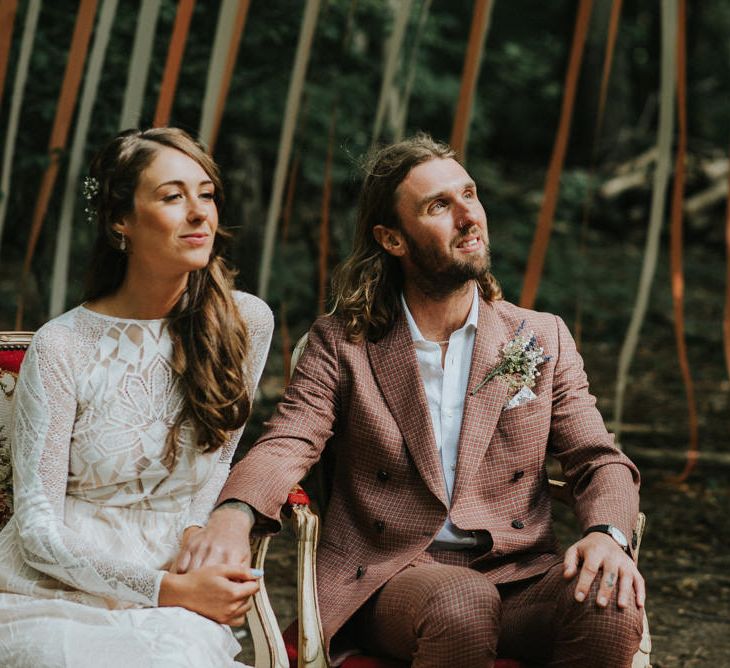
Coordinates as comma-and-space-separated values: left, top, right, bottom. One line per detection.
520, 0, 593, 309
153, 0, 195, 128
450, 0, 490, 159
669, 0, 699, 483
16, 0, 98, 328
0, 0, 19, 109
208, 0, 250, 154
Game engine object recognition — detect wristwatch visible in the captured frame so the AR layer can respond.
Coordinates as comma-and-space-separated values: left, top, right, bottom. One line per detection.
583, 524, 630, 553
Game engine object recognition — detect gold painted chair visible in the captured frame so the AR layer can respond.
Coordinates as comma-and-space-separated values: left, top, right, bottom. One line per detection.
246, 333, 653, 668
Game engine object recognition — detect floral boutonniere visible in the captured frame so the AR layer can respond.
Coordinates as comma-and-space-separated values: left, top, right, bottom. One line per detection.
471, 320, 552, 397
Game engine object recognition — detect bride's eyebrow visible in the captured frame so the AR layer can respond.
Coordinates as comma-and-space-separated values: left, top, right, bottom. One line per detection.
153, 179, 214, 191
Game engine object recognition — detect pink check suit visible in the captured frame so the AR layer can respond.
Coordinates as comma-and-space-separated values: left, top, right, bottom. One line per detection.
219, 297, 643, 666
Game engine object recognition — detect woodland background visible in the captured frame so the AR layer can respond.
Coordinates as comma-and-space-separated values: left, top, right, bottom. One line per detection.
0, 1, 728, 666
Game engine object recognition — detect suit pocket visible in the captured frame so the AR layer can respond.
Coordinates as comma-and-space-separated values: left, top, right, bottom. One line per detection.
496, 393, 549, 442
499, 393, 544, 420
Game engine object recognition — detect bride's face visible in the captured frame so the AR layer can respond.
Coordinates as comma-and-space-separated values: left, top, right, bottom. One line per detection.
115, 146, 219, 279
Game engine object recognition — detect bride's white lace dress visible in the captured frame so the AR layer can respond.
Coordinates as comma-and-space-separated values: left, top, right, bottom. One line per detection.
0, 292, 273, 668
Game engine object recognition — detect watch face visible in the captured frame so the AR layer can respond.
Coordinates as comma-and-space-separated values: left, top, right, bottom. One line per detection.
608, 526, 628, 547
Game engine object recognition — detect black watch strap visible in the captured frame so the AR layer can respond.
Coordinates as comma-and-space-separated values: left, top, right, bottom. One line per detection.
583, 524, 630, 553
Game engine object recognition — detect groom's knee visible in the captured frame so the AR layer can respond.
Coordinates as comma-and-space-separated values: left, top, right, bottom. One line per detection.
415, 568, 501, 652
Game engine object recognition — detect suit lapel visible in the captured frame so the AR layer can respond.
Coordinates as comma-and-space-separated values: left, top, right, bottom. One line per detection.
367, 314, 448, 507
451, 299, 510, 506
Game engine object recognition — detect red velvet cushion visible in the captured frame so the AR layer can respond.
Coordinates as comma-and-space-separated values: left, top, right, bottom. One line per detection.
283, 621, 525, 668
282, 622, 298, 667
0, 349, 26, 374
286, 487, 311, 506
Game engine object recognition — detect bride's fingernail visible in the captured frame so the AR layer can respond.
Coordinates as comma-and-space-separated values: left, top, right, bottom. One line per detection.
250, 568, 264, 578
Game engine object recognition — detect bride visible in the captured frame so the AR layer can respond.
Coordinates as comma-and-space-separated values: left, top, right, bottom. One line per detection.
0, 128, 273, 667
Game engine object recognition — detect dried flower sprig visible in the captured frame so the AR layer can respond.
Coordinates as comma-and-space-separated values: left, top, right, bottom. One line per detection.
82, 176, 99, 224
471, 320, 551, 396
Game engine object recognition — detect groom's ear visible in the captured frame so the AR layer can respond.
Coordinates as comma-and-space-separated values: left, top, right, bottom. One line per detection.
373, 225, 405, 257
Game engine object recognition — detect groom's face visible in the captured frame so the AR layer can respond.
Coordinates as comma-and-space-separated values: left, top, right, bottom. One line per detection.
392, 158, 490, 291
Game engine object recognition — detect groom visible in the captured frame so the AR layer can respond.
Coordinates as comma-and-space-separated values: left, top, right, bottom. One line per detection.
179, 134, 645, 667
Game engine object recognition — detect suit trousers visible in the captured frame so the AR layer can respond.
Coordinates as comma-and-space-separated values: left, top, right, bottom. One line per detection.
353, 549, 643, 668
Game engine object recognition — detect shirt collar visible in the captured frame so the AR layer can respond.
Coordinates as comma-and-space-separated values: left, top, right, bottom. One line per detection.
400, 283, 480, 343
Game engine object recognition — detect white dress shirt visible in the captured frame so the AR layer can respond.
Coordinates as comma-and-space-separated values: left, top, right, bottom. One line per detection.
401, 286, 480, 548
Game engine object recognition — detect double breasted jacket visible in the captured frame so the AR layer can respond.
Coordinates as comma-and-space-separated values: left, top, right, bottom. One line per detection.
219, 296, 640, 658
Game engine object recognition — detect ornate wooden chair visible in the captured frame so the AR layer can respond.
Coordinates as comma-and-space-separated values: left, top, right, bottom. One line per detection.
0, 331, 292, 668
0, 332, 290, 667
0, 331, 34, 530
246, 333, 653, 668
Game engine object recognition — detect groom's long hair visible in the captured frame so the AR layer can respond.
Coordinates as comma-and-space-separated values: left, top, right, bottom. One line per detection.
330, 133, 501, 343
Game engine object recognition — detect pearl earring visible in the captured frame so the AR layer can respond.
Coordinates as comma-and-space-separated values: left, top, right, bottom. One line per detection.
119, 234, 127, 252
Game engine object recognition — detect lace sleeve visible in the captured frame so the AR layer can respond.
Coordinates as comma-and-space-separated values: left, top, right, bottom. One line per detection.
184, 293, 275, 528
11, 325, 164, 606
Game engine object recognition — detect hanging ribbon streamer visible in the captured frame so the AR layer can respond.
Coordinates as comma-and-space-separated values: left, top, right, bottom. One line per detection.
394, 0, 432, 141
279, 98, 312, 386
450, 0, 494, 162
49, 0, 118, 318
519, 0, 593, 310
257, 0, 321, 300
16, 0, 98, 329
722, 150, 730, 380
198, 0, 250, 152
371, 0, 413, 146
725, 146, 730, 383
118, 0, 161, 129
594, 0, 623, 149
316, 0, 356, 315
668, 0, 699, 482
279, 151, 301, 385
0, 0, 41, 258
573, 0, 623, 348
153, 0, 195, 128
613, 0, 677, 445
0, 0, 19, 108
318, 114, 335, 315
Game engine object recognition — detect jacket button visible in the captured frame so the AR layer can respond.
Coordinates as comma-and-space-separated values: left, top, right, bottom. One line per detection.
377, 470, 390, 482
374, 520, 385, 533
356, 565, 365, 579
511, 520, 525, 529
512, 470, 525, 481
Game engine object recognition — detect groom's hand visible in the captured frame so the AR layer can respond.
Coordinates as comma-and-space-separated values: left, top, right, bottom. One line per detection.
172, 503, 255, 574
563, 532, 645, 610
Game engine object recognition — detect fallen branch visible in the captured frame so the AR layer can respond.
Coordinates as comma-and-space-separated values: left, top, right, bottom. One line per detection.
620, 444, 730, 467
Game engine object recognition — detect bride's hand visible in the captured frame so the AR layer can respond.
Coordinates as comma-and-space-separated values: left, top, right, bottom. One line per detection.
159, 564, 260, 626
171, 506, 254, 574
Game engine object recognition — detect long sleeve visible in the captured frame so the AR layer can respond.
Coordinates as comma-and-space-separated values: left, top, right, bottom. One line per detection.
184, 294, 274, 529
547, 316, 640, 546
11, 325, 164, 606
217, 315, 342, 530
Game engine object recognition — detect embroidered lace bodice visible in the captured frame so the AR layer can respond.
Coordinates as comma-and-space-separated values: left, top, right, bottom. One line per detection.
1, 291, 273, 609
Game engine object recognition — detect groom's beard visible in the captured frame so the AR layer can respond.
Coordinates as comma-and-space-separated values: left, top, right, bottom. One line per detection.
402, 226, 491, 300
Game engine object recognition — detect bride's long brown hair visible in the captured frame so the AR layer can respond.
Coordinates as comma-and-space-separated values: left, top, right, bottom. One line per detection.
85, 127, 251, 457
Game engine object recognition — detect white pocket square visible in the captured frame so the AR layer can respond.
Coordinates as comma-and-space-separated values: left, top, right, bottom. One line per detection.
504, 385, 537, 410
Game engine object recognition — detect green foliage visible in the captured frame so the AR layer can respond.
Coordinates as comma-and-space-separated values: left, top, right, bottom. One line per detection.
0, 0, 727, 373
